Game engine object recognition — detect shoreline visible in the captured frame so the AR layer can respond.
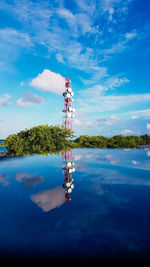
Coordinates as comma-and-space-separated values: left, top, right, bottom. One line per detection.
0, 146, 150, 158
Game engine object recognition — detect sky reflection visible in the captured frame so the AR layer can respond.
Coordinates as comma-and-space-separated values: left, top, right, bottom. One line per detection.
0, 148, 150, 262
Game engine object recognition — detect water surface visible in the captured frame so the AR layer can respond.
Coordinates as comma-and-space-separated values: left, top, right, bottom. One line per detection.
0, 148, 150, 263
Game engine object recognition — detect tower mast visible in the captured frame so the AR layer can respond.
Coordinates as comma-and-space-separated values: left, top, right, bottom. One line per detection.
62, 77, 75, 130
62, 77, 75, 203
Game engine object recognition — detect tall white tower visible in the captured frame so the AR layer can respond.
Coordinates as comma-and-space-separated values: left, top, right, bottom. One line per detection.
62, 77, 75, 203
62, 77, 75, 130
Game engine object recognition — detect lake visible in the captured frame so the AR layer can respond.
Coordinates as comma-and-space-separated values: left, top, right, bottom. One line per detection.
0, 140, 6, 153
0, 148, 150, 263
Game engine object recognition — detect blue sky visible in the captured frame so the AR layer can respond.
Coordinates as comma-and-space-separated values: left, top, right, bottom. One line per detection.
0, 0, 150, 138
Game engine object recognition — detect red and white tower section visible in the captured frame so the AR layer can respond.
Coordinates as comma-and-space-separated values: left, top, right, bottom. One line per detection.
62, 78, 75, 130
62, 78, 76, 203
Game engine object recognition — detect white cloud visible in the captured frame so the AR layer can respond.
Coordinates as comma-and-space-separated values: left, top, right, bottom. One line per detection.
101, 41, 126, 57
16, 98, 30, 107
57, 7, 96, 36
131, 115, 138, 119
109, 115, 120, 120
57, 8, 76, 30
146, 123, 150, 130
99, 0, 133, 27
76, 13, 96, 35
105, 77, 130, 89
57, 8, 74, 20
20, 81, 25, 86
0, 94, 11, 106
80, 84, 106, 98
118, 109, 150, 119
101, 0, 121, 12
4, 2, 100, 76
85, 120, 94, 126
125, 31, 137, 41
132, 160, 138, 165
76, 0, 96, 14
1, 128, 7, 133
10, 113, 19, 118
121, 129, 134, 135
16, 91, 45, 107
0, 28, 33, 47
130, 109, 150, 116
30, 69, 65, 95
0, 28, 33, 71
56, 53, 65, 63
78, 93, 150, 114
64, 43, 106, 75
101, 31, 137, 60
108, 7, 114, 21
25, 91, 45, 104
9, 0, 52, 30
79, 76, 129, 99
0, 0, 136, 82
73, 119, 82, 126
105, 120, 113, 125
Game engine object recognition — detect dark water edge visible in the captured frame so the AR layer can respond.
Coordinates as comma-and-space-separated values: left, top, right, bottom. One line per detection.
0, 252, 150, 264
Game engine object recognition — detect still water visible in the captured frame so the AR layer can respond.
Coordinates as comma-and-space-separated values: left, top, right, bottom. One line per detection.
0, 148, 150, 263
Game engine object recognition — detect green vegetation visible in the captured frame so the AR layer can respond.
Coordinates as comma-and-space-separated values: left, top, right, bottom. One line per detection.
1, 125, 74, 156
74, 134, 150, 148
1, 125, 150, 156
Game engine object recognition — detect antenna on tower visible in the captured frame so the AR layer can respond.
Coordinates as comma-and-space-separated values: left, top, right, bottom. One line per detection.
62, 77, 76, 203
62, 78, 75, 131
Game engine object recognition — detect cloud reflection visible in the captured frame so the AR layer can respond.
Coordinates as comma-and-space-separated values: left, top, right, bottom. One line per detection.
73, 154, 82, 161
132, 160, 138, 165
0, 174, 10, 186
31, 186, 66, 212
147, 150, 150, 157
15, 172, 44, 189
110, 159, 120, 165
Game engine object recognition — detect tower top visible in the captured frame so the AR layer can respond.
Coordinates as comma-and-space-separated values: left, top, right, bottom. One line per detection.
62, 77, 75, 130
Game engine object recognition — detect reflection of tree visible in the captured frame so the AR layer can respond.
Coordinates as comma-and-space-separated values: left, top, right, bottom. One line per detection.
15, 172, 44, 189
31, 186, 66, 212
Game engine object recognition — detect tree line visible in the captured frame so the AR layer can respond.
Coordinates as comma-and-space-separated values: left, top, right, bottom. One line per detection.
1, 125, 150, 156
1, 125, 74, 156
74, 134, 150, 148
